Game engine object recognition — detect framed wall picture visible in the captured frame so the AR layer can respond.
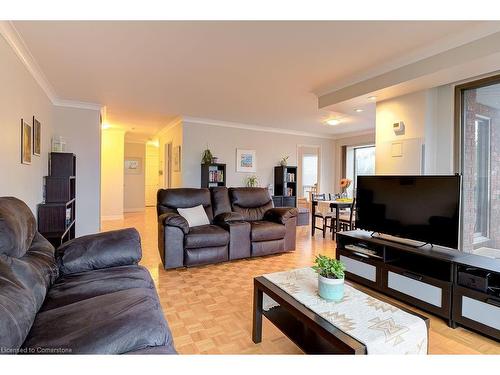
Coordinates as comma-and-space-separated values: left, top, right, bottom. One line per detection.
21, 119, 32, 165
236, 149, 256, 172
33, 116, 41, 156
173, 145, 182, 172
124, 158, 142, 174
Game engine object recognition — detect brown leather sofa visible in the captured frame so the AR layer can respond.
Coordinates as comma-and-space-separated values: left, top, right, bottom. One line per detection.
157, 187, 298, 269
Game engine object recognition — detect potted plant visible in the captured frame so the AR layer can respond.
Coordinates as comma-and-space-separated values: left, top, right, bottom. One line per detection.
279, 155, 289, 167
245, 175, 259, 187
202, 148, 213, 164
312, 254, 346, 301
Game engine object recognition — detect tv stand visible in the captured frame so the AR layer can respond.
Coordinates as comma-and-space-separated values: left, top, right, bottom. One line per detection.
337, 230, 500, 340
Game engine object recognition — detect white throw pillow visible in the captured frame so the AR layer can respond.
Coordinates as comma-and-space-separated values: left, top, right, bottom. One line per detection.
177, 205, 210, 228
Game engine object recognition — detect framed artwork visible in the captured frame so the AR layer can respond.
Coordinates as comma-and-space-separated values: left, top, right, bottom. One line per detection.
124, 158, 142, 174
33, 116, 41, 156
173, 145, 182, 172
236, 149, 256, 172
21, 119, 32, 165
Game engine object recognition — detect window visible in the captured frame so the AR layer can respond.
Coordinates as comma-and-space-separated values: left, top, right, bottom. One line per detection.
301, 154, 318, 197
457, 76, 500, 253
345, 145, 375, 197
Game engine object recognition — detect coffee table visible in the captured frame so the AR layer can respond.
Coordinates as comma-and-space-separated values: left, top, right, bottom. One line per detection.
252, 276, 430, 354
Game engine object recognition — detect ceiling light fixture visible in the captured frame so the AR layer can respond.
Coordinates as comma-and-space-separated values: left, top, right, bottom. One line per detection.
326, 119, 341, 126
368, 96, 377, 101
355, 108, 364, 113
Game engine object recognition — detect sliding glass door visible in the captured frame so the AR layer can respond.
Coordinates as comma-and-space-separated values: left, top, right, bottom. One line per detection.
457, 76, 500, 256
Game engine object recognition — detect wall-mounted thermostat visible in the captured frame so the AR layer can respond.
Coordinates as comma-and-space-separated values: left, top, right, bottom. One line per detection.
393, 121, 405, 134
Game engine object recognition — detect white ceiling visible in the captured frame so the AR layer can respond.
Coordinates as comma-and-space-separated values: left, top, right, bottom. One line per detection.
12, 21, 488, 138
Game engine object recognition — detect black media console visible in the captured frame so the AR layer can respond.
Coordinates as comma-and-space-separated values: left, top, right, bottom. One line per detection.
336, 230, 500, 341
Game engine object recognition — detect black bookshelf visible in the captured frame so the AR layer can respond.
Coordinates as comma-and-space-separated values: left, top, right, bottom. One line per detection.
38, 152, 76, 247
273, 165, 297, 207
201, 163, 226, 188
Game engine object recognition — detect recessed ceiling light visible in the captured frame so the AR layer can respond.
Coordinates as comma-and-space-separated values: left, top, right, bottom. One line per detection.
355, 108, 364, 113
326, 119, 341, 126
368, 96, 377, 101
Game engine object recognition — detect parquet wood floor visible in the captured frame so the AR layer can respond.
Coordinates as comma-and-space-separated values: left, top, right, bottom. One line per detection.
102, 207, 500, 354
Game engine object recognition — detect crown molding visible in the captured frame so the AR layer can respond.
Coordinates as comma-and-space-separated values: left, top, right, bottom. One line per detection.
155, 116, 183, 138
53, 98, 103, 111
0, 21, 102, 111
182, 116, 337, 139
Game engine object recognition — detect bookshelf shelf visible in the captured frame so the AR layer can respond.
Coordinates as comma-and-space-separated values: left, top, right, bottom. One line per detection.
273, 165, 297, 207
201, 163, 226, 188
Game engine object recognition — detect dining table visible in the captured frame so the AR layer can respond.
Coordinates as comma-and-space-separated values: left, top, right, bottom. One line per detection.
311, 199, 353, 240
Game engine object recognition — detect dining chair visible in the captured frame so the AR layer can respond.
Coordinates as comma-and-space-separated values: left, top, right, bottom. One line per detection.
332, 198, 356, 232
311, 193, 335, 238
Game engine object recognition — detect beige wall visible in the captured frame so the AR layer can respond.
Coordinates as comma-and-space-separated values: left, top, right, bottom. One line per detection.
182, 121, 335, 193
53, 106, 101, 236
332, 133, 376, 193
0, 34, 54, 214
124, 142, 145, 212
157, 119, 183, 188
101, 129, 125, 219
145, 142, 160, 206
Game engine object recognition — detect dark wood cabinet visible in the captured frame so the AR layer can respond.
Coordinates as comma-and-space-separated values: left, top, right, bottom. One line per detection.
38, 153, 76, 247
273, 166, 297, 207
201, 163, 226, 188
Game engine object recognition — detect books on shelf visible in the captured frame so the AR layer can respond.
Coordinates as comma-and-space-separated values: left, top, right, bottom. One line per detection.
286, 187, 294, 197
286, 173, 295, 183
208, 169, 224, 183
65, 208, 72, 227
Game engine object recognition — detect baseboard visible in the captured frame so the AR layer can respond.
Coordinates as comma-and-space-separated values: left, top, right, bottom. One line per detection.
124, 208, 146, 213
101, 214, 124, 221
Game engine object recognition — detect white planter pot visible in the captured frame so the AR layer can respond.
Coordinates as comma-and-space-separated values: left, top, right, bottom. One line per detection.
318, 274, 345, 301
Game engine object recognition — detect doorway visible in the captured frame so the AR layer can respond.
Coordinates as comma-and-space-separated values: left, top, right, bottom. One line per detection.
297, 145, 321, 204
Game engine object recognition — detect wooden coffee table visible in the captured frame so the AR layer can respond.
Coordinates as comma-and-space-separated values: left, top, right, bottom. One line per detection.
252, 276, 430, 354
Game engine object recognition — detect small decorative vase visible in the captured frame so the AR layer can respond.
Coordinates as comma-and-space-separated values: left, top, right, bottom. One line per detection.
318, 275, 344, 301
212, 157, 219, 164
280, 161, 287, 167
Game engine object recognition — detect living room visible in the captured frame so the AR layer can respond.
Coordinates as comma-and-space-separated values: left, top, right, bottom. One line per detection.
1, 1, 500, 373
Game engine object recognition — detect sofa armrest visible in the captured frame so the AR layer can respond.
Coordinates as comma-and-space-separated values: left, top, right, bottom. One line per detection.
213, 212, 245, 225
264, 207, 299, 224
159, 213, 189, 234
56, 228, 142, 276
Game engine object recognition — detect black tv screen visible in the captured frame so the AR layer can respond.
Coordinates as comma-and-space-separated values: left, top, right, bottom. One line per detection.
356, 175, 460, 249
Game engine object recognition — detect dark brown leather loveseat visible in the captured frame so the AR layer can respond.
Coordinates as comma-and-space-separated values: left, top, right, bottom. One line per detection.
157, 187, 298, 269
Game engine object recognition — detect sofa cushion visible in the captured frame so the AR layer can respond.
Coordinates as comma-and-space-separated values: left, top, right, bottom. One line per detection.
0, 233, 58, 353
157, 188, 214, 222
22, 287, 173, 354
229, 188, 274, 221
0, 197, 37, 258
210, 186, 232, 217
40, 265, 154, 312
184, 224, 229, 249
250, 221, 286, 242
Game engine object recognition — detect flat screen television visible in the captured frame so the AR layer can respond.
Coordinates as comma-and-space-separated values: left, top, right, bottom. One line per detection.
356, 175, 461, 249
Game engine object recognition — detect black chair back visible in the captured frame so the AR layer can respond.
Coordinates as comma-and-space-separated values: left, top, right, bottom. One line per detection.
312, 193, 326, 201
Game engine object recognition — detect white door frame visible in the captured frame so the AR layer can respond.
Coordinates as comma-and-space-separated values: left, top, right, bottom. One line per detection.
296, 144, 321, 198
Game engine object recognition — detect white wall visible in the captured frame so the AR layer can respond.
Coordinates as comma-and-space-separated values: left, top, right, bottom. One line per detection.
182, 121, 335, 193
0, 34, 54, 213
375, 87, 456, 176
124, 142, 145, 212
53, 106, 101, 235
101, 129, 125, 220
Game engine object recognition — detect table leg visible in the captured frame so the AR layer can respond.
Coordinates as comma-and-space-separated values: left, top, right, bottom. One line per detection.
252, 284, 263, 343
334, 207, 340, 240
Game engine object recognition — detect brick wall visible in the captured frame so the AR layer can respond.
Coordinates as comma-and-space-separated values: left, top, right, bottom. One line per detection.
462, 89, 500, 252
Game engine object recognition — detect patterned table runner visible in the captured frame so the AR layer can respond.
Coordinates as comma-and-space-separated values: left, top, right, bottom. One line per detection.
262, 267, 428, 354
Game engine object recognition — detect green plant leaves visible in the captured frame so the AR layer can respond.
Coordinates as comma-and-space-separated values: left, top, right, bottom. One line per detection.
312, 254, 345, 279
